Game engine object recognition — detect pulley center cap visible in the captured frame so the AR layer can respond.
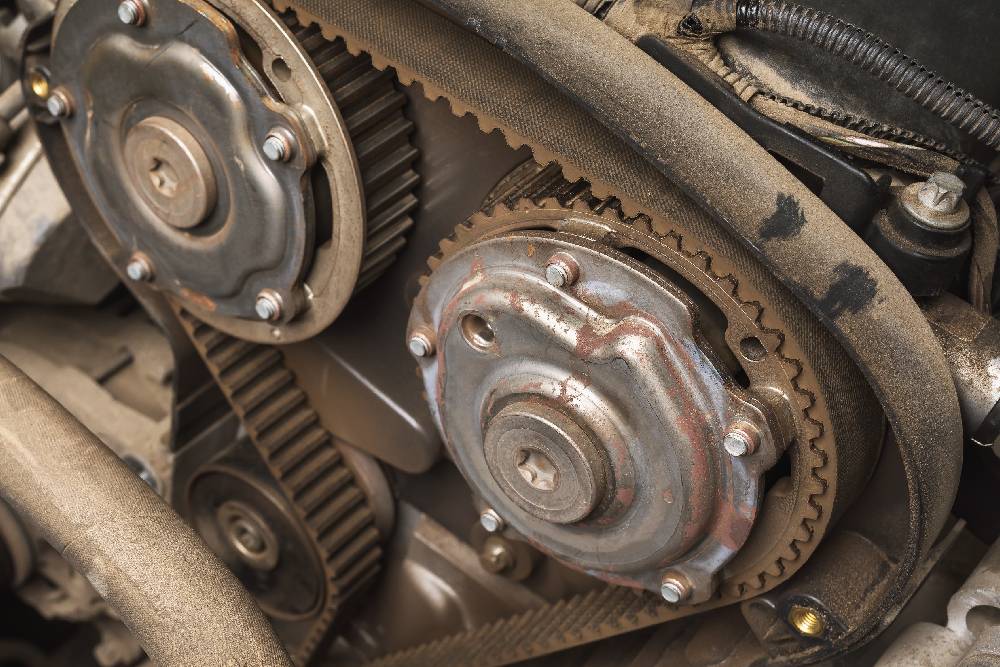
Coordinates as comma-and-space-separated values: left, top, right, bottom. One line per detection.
484, 402, 607, 525
124, 116, 217, 229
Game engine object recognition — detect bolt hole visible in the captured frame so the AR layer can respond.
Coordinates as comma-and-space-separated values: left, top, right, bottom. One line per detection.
461, 313, 496, 352
740, 336, 767, 362
271, 57, 292, 82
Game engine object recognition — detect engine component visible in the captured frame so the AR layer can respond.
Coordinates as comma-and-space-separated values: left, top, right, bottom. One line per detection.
408, 163, 882, 608
43, 0, 417, 343
866, 172, 973, 297
0, 354, 292, 666
681, 0, 1000, 151
176, 311, 387, 664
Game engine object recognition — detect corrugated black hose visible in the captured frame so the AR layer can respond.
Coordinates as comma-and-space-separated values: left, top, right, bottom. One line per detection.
680, 0, 1000, 150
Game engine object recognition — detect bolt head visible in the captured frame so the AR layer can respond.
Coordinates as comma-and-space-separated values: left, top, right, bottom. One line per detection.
263, 131, 294, 162
408, 332, 434, 358
117, 0, 146, 25
479, 509, 505, 533
545, 253, 580, 288
917, 172, 965, 214
479, 539, 515, 575
125, 254, 153, 282
254, 291, 282, 321
723, 424, 759, 457
660, 573, 690, 604
45, 89, 72, 118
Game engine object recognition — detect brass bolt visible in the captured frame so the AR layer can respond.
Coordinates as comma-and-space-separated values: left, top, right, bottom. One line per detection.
788, 605, 825, 637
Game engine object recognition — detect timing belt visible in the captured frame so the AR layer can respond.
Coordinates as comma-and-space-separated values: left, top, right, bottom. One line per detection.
264, 0, 819, 664
175, 309, 382, 665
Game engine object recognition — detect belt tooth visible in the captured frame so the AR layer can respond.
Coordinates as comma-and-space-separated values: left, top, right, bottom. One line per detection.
268, 422, 327, 472
287, 448, 347, 501
257, 406, 317, 454
245, 387, 306, 433
231, 367, 293, 412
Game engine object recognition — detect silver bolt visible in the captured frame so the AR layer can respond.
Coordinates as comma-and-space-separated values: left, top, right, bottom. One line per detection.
408, 332, 435, 358
917, 172, 965, 214
545, 253, 580, 288
660, 573, 691, 604
45, 88, 73, 118
723, 423, 760, 458
117, 0, 147, 25
263, 130, 294, 162
125, 253, 153, 282
254, 290, 283, 321
479, 509, 505, 534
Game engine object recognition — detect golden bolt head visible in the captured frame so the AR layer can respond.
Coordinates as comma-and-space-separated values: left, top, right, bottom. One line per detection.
788, 605, 825, 637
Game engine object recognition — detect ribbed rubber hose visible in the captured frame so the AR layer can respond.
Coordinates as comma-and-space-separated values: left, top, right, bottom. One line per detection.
0, 355, 292, 667
682, 0, 1000, 150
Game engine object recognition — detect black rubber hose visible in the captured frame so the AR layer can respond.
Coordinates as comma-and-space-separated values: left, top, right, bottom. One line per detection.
682, 0, 1000, 150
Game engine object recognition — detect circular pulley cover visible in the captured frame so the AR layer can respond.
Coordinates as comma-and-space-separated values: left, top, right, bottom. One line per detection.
42, 0, 417, 342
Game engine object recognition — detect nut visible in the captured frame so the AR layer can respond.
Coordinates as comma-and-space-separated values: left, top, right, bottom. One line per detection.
408, 332, 435, 358
254, 290, 283, 322
117, 0, 147, 26
479, 508, 505, 534
125, 253, 153, 282
723, 423, 760, 457
788, 605, 826, 637
45, 88, 73, 119
262, 129, 295, 162
659, 572, 691, 604
917, 172, 965, 214
545, 252, 580, 288
479, 538, 515, 575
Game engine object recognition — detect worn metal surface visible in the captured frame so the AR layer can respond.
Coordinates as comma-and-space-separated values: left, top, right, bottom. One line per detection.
412, 223, 782, 601
48, 0, 418, 343
0, 355, 292, 666
877, 535, 1000, 666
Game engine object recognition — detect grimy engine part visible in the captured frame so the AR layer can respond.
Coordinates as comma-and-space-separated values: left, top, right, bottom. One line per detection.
20, 0, 966, 664
46, 0, 417, 344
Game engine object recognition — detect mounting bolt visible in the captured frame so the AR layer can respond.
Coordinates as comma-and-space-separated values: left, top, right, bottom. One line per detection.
660, 572, 691, 604
545, 252, 580, 288
117, 0, 147, 26
723, 423, 760, 457
27, 68, 50, 100
125, 253, 153, 282
479, 508, 505, 534
254, 290, 283, 322
263, 129, 295, 162
917, 172, 965, 214
479, 537, 515, 575
408, 331, 435, 358
45, 87, 73, 119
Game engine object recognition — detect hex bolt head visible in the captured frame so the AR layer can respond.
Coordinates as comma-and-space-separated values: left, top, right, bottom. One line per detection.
254, 290, 283, 322
723, 423, 760, 457
117, 0, 147, 26
125, 253, 153, 282
408, 332, 435, 358
917, 172, 965, 214
479, 509, 505, 534
263, 129, 295, 162
45, 88, 73, 119
545, 252, 580, 288
660, 572, 691, 604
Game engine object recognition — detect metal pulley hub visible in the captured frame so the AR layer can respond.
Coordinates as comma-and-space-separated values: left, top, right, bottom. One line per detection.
410, 225, 785, 602
44, 0, 417, 343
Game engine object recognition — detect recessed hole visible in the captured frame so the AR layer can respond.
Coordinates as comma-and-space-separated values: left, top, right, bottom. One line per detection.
461, 313, 495, 352
271, 57, 292, 82
740, 336, 767, 362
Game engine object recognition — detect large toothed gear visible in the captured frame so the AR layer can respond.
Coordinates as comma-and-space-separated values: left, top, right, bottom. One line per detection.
45, 0, 417, 343
408, 163, 884, 604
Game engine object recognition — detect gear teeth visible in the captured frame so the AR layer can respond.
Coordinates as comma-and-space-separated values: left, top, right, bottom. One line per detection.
398, 163, 829, 666
281, 11, 419, 291
177, 310, 381, 665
